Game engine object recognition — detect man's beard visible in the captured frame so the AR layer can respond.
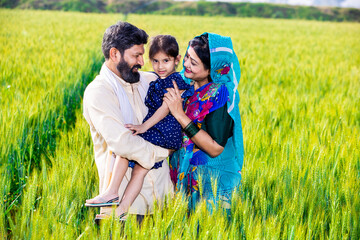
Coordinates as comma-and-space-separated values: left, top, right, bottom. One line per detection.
117, 59, 141, 84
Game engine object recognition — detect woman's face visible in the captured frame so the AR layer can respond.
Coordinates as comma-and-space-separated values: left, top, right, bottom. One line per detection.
183, 47, 210, 87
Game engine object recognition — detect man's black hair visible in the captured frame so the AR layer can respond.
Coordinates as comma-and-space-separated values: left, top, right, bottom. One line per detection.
102, 21, 148, 59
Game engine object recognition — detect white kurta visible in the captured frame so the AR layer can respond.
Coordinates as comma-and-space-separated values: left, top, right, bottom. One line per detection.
83, 71, 174, 215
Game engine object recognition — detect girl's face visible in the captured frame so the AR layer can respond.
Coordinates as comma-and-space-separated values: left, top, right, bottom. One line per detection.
183, 47, 210, 88
151, 51, 180, 79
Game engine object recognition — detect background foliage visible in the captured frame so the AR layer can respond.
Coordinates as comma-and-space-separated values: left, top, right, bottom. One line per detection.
1, 8, 359, 239
1, 0, 360, 22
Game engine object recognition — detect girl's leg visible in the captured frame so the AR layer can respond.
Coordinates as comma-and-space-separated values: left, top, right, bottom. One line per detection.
116, 163, 149, 216
86, 155, 128, 203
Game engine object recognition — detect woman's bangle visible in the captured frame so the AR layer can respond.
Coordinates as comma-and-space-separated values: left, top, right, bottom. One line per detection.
183, 121, 200, 138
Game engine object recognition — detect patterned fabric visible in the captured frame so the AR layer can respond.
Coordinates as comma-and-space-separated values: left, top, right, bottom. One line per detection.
128, 158, 163, 169
170, 33, 244, 210
128, 72, 192, 169
140, 72, 192, 149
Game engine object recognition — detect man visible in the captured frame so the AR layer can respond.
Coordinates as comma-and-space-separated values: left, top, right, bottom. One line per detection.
83, 21, 173, 219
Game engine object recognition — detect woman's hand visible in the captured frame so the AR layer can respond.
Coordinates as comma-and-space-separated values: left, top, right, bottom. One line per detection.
163, 81, 185, 119
165, 81, 224, 157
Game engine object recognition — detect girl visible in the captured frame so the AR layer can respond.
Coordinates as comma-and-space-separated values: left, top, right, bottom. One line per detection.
85, 35, 191, 218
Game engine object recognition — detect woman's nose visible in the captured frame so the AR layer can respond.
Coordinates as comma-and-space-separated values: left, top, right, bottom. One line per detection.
183, 58, 190, 68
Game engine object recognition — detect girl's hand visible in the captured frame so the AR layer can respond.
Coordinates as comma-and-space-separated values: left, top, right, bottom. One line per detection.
163, 81, 184, 119
125, 124, 148, 135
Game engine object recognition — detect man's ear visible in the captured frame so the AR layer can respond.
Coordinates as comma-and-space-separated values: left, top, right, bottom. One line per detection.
175, 55, 181, 66
109, 47, 121, 62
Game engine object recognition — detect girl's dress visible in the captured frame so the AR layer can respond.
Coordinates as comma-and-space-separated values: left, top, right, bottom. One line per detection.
140, 72, 192, 149
169, 32, 245, 211
129, 72, 192, 169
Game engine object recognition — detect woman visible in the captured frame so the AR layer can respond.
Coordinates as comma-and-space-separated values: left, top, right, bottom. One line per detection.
164, 33, 244, 211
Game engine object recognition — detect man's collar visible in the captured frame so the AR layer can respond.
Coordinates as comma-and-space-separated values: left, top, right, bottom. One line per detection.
105, 61, 141, 87
113, 71, 141, 87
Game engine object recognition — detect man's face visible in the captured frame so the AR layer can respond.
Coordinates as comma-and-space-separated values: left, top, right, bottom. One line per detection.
117, 44, 145, 84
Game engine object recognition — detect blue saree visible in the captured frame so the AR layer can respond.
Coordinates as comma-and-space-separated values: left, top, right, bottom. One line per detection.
169, 33, 244, 210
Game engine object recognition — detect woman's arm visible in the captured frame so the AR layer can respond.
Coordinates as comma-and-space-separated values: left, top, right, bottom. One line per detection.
163, 82, 224, 158
125, 102, 169, 135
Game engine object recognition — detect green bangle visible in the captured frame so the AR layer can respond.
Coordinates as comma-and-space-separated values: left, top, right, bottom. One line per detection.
183, 121, 200, 138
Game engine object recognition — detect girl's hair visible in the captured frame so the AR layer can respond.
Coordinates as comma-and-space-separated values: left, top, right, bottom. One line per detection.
149, 35, 179, 59
188, 33, 210, 70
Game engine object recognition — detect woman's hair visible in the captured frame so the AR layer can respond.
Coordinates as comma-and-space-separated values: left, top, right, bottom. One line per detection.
188, 33, 210, 70
149, 35, 179, 59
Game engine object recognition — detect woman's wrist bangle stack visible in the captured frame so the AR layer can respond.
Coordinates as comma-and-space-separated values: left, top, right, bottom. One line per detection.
183, 121, 200, 138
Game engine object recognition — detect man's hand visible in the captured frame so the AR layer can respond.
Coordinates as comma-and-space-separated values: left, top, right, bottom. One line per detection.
125, 124, 148, 135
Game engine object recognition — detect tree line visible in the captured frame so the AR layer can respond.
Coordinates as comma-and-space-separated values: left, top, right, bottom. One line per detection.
1, 0, 359, 22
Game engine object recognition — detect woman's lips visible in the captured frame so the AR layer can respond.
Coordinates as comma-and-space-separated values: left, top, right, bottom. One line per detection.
185, 69, 191, 73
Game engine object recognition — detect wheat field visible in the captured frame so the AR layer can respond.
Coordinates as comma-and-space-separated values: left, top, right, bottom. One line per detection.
0, 9, 359, 239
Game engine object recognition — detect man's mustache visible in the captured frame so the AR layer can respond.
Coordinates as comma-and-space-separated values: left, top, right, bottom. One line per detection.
132, 65, 142, 71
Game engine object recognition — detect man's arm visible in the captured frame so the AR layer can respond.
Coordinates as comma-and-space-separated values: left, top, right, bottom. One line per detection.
83, 83, 169, 169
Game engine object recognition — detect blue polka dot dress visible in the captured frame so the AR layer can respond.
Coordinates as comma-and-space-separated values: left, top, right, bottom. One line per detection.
139, 72, 192, 150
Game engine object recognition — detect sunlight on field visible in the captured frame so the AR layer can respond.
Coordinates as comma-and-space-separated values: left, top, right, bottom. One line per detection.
1, 9, 359, 239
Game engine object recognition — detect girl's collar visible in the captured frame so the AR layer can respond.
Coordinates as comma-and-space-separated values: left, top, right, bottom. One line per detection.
152, 71, 177, 80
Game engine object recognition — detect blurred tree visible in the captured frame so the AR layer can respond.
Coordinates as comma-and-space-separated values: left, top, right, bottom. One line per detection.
0, 0, 20, 8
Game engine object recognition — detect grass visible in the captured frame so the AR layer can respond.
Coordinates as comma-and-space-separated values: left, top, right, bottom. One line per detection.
0, 9, 359, 239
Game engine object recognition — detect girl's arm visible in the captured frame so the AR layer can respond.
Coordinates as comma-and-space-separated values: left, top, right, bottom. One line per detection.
163, 82, 224, 158
125, 102, 169, 135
